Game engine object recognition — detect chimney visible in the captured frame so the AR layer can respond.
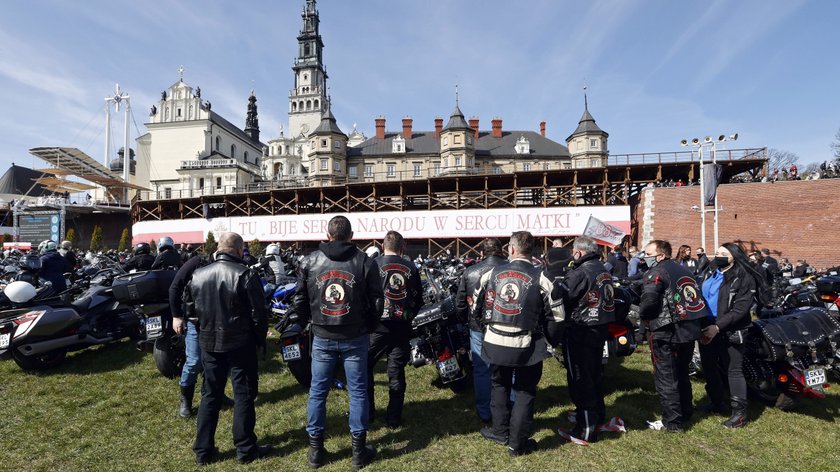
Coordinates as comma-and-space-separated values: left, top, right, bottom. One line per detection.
434, 117, 443, 139
540, 121, 546, 137
402, 116, 413, 140
375, 116, 386, 140
468, 117, 480, 139
491, 117, 503, 138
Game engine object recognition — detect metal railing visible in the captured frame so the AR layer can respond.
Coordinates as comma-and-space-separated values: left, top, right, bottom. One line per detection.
607, 147, 766, 166
180, 158, 259, 172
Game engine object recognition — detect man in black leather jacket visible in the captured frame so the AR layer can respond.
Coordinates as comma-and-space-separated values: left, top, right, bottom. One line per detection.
455, 237, 506, 424
638, 240, 705, 433
152, 236, 182, 270
188, 232, 271, 466
293, 216, 383, 469
558, 236, 615, 445
473, 231, 565, 456
122, 243, 155, 272
367, 230, 423, 428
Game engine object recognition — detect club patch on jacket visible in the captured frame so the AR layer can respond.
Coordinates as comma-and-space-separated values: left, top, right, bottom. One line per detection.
491, 270, 533, 316
316, 270, 356, 317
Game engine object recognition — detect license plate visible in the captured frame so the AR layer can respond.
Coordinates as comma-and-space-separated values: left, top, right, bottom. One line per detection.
804, 367, 826, 387
282, 344, 302, 361
145, 316, 162, 338
0, 333, 9, 349
602, 341, 610, 359
437, 357, 459, 376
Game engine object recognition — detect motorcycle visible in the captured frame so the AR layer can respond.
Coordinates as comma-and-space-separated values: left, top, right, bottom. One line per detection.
408, 295, 472, 392
0, 277, 141, 371
269, 280, 314, 387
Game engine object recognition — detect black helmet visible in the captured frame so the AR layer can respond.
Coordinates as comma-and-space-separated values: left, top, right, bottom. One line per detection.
134, 242, 151, 255
20, 254, 42, 271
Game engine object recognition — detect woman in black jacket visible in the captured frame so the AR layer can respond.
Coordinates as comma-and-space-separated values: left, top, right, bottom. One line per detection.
698, 242, 768, 428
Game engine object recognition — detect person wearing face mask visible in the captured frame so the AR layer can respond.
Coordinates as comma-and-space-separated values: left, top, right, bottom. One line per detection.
698, 242, 769, 428
637, 240, 708, 433
556, 236, 616, 445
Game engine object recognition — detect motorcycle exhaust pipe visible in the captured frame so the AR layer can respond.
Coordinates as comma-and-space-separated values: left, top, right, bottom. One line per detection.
20, 334, 114, 356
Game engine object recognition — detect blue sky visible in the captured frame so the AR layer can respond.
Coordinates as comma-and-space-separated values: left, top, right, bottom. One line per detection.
1, 0, 838, 175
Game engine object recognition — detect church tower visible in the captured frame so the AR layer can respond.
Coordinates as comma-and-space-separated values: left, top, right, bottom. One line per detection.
244, 90, 260, 143
566, 94, 609, 168
288, 0, 330, 146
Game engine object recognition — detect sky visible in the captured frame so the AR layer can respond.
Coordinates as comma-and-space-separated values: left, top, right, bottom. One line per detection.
1, 0, 838, 175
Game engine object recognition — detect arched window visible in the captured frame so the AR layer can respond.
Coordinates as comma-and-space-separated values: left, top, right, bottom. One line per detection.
306, 100, 312, 110
244, 151, 249, 163
215, 136, 221, 151
314, 99, 319, 110
292, 102, 297, 112
230, 144, 236, 159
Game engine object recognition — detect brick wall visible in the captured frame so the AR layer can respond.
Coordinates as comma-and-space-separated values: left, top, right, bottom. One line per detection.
636, 179, 840, 269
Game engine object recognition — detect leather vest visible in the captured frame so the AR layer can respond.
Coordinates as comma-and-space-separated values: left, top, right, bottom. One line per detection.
305, 249, 369, 327
649, 260, 710, 331
485, 260, 544, 333
376, 255, 420, 321
571, 260, 616, 326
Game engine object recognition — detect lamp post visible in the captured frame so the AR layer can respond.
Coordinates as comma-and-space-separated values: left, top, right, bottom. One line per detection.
680, 133, 737, 251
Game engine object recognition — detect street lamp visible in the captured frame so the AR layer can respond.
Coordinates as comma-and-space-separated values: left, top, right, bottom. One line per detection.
680, 133, 737, 251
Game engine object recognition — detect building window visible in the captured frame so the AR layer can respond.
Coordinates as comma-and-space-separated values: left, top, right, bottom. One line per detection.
543, 163, 550, 170
177, 108, 182, 118
349, 166, 358, 178
386, 163, 396, 177
230, 144, 236, 159
443, 158, 448, 167
292, 102, 297, 112
455, 156, 461, 166
215, 136, 221, 151
334, 161, 341, 172
433, 163, 441, 176
523, 163, 531, 171
164, 187, 172, 199
321, 139, 327, 148
364, 164, 373, 177
493, 166, 502, 175
577, 141, 583, 151
244, 151, 249, 163
216, 177, 222, 189
306, 100, 312, 110
314, 99, 320, 110
335, 140, 341, 149
454, 135, 461, 145
198, 178, 205, 189
320, 159, 328, 171
443, 136, 448, 146
413, 163, 421, 177
590, 139, 598, 149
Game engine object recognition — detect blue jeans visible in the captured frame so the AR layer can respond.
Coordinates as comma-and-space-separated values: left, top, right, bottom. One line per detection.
307, 334, 370, 437
470, 329, 492, 422
180, 321, 201, 387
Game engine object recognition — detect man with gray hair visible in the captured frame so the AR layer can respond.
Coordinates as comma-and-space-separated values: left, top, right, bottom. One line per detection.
557, 235, 616, 446
189, 232, 270, 466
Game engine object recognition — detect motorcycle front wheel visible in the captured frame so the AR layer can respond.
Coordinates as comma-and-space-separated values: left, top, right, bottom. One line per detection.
12, 348, 67, 371
153, 335, 185, 379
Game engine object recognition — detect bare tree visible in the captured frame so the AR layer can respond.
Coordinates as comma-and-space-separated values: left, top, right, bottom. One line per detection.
767, 148, 800, 171
803, 162, 820, 175
832, 128, 840, 159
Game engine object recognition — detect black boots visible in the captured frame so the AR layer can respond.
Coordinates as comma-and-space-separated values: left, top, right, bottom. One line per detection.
723, 396, 748, 428
308, 434, 326, 469
179, 385, 195, 418
351, 433, 376, 470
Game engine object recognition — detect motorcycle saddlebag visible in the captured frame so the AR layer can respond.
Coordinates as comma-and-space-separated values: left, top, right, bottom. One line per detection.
112, 270, 177, 303
751, 307, 840, 361
816, 275, 840, 295
412, 296, 455, 328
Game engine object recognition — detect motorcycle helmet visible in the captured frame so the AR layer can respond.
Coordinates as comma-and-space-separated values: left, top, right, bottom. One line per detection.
134, 242, 151, 255
265, 243, 280, 256
60, 240, 72, 250
19, 254, 42, 271
158, 236, 175, 251
38, 240, 58, 254
365, 246, 380, 259
4, 280, 37, 303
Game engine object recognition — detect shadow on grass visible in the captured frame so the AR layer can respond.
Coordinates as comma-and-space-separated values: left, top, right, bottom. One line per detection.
25, 339, 147, 376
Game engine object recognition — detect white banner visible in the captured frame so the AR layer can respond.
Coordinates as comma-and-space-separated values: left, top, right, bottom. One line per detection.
133, 206, 630, 244
582, 215, 627, 247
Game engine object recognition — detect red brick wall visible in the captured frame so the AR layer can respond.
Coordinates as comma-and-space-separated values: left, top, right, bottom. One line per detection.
636, 180, 840, 269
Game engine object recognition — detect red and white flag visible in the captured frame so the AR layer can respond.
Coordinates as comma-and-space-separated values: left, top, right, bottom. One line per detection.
582, 215, 626, 248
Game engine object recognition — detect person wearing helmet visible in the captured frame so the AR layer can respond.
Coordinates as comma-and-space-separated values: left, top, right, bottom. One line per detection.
123, 243, 155, 271
38, 241, 68, 292
58, 240, 78, 270
152, 236, 182, 270
258, 243, 292, 285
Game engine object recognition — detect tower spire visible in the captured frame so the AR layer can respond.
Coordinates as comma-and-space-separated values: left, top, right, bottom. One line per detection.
245, 90, 260, 143
455, 84, 459, 106
583, 85, 588, 111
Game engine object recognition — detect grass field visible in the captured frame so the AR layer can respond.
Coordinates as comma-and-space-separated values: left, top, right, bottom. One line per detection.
1, 338, 838, 472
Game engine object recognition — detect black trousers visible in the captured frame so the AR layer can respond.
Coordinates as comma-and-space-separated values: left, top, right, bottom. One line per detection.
699, 333, 747, 406
563, 324, 608, 441
193, 344, 259, 461
367, 330, 410, 424
651, 339, 694, 429
490, 362, 543, 451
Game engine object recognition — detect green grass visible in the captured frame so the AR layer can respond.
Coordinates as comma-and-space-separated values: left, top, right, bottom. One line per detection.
1, 340, 839, 472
